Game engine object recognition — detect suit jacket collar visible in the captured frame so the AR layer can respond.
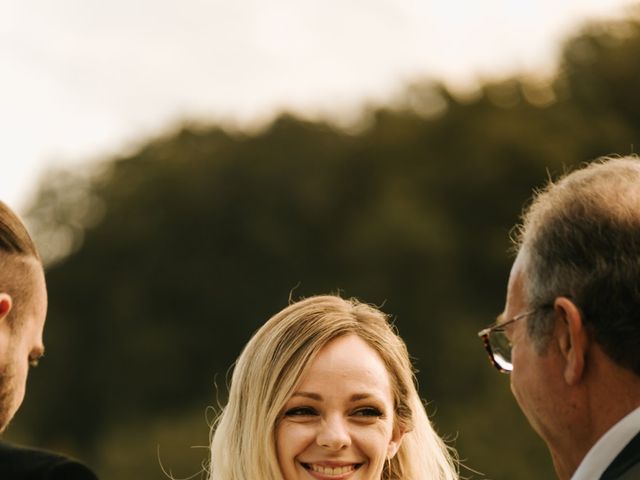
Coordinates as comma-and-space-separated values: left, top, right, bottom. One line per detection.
601, 430, 640, 480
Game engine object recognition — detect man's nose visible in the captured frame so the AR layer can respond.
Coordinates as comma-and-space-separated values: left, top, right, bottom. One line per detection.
316, 415, 351, 450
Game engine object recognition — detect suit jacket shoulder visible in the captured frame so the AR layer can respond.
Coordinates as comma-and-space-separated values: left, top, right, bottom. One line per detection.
0, 442, 98, 480
601, 431, 640, 480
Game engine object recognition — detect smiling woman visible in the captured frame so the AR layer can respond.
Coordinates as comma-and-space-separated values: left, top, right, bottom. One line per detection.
207, 295, 458, 480
276, 334, 404, 480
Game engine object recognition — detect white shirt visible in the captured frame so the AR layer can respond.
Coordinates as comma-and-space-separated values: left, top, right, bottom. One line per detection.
571, 407, 640, 480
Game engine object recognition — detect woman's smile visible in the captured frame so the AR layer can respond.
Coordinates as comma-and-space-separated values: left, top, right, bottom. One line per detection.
302, 461, 362, 479
276, 334, 404, 480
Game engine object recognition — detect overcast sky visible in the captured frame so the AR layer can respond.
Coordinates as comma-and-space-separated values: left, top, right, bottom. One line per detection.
1, 0, 633, 211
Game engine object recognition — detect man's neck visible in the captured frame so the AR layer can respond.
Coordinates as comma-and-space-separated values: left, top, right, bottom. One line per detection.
548, 422, 598, 480
548, 363, 640, 480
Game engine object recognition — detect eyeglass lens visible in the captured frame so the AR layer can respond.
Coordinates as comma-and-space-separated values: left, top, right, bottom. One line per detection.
489, 330, 513, 371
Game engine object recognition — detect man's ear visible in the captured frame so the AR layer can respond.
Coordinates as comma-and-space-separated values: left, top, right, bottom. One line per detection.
0, 293, 12, 321
387, 425, 407, 459
554, 296, 588, 385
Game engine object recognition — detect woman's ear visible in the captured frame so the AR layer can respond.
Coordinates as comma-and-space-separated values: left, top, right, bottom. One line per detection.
387, 425, 406, 459
0, 293, 12, 321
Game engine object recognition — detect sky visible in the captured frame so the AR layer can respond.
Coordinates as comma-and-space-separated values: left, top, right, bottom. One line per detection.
1, 0, 634, 212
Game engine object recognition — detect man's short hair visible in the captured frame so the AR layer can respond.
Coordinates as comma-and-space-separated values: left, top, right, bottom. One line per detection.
0, 201, 38, 259
0, 201, 41, 328
515, 156, 640, 376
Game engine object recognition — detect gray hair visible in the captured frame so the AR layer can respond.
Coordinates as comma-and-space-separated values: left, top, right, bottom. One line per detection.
515, 156, 640, 375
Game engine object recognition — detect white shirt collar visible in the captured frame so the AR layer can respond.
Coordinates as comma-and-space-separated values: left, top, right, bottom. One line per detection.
571, 406, 640, 480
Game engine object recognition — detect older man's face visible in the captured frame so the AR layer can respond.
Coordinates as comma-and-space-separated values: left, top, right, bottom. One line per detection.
0, 261, 47, 432
506, 252, 566, 445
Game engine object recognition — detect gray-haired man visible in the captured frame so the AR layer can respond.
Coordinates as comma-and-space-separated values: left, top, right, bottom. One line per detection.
479, 157, 640, 479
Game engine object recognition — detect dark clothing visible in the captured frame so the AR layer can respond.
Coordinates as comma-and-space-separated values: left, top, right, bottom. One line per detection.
602, 431, 640, 480
0, 442, 98, 480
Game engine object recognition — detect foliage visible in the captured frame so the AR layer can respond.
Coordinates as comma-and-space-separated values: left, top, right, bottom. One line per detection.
8, 12, 640, 479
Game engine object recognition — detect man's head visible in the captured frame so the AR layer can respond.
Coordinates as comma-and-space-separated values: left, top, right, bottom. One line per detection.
515, 156, 640, 374
496, 156, 640, 476
0, 201, 47, 432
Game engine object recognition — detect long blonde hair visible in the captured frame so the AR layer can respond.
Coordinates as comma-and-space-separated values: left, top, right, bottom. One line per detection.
208, 295, 458, 480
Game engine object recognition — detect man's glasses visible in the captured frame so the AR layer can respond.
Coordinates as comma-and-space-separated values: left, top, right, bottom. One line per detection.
477, 310, 537, 373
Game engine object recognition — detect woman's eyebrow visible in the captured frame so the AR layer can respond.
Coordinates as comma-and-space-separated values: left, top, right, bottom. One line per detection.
291, 392, 380, 401
350, 393, 374, 401
291, 392, 322, 400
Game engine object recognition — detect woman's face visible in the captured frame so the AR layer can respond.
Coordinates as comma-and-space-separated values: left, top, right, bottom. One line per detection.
275, 334, 404, 480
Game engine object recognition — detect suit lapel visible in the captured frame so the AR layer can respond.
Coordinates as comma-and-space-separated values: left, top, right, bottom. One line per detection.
601, 430, 640, 480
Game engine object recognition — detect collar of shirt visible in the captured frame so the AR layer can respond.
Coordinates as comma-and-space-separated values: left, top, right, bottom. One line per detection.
571, 407, 640, 480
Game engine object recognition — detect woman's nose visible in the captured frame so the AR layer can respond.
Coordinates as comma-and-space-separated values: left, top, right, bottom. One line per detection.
316, 415, 351, 450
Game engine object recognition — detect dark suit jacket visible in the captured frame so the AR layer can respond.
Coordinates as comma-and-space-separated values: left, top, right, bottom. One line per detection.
601, 431, 640, 480
0, 442, 98, 480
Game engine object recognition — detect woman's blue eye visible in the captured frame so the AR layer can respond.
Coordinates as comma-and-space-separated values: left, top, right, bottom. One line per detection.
285, 407, 317, 416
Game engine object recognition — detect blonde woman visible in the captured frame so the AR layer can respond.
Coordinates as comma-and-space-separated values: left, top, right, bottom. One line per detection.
209, 295, 458, 480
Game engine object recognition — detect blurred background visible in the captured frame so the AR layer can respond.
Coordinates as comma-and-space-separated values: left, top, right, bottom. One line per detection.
3, 1, 640, 478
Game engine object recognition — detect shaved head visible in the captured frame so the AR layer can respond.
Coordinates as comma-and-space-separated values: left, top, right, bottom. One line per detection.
0, 201, 42, 330
0, 200, 46, 432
